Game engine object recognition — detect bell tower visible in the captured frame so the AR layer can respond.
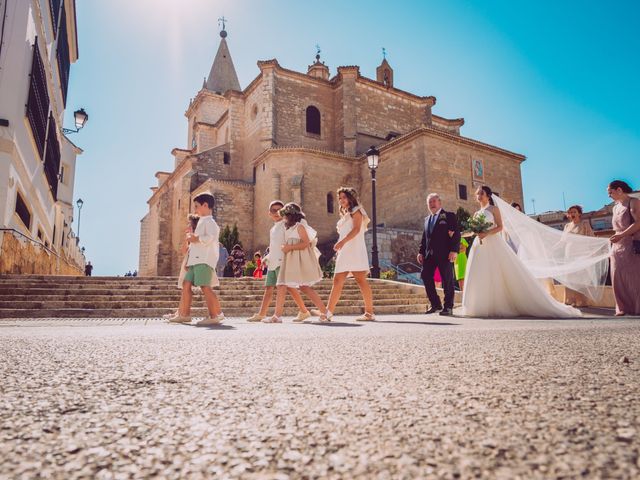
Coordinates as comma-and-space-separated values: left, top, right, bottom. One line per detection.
376, 48, 393, 88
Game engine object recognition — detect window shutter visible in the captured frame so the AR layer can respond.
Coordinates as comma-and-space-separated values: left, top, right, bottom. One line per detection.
26, 39, 50, 160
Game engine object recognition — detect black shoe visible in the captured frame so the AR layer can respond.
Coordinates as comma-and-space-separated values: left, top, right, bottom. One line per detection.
425, 306, 443, 314
439, 308, 453, 316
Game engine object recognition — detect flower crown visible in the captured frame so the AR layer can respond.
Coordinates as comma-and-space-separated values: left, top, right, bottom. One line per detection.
337, 187, 358, 198
279, 204, 302, 217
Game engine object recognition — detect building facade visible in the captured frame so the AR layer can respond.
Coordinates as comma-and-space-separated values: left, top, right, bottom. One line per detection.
139, 29, 526, 276
0, 0, 85, 274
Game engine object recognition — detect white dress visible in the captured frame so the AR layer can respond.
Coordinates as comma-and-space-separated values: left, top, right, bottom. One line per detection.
277, 221, 323, 288
461, 206, 581, 318
334, 206, 370, 274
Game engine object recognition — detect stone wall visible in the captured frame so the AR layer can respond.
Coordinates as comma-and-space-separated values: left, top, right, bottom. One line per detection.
358, 131, 524, 232
252, 150, 361, 251
0, 231, 83, 275
273, 73, 337, 152
354, 82, 428, 153
364, 227, 423, 267
192, 178, 255, 256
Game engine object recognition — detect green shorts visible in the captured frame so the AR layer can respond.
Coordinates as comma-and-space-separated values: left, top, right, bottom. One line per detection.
265, 267, 280, 287
184, 264, 213, 287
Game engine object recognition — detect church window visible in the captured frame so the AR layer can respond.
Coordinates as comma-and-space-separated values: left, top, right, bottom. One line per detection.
326, 192, 334, 214
458, 184, 468, 201
16, 192, 31, 230
251, 104, 258, 120
223, 152, 230, 164
305, 106, 321, 135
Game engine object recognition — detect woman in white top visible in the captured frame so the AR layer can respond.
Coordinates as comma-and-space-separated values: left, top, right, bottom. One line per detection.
326, 187, 375, 321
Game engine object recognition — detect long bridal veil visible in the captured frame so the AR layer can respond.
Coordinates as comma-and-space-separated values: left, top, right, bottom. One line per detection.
492, 194, 611, 301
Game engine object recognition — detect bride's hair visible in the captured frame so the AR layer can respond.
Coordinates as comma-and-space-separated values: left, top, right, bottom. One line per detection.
479, 185, 495, 206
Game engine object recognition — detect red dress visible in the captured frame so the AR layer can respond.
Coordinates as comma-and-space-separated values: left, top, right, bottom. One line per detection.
253, 258, 263, 278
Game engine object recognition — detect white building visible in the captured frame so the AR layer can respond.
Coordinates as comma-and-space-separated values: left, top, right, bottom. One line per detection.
0, 0, 85, 274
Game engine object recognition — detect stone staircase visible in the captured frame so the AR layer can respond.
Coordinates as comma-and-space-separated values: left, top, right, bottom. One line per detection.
0, 275, 429, 318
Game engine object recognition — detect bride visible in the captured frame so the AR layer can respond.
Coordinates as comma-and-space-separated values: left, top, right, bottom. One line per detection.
461, 186, 584, 318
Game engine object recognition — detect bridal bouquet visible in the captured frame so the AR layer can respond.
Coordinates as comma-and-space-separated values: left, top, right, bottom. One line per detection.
462, 214, 493, 244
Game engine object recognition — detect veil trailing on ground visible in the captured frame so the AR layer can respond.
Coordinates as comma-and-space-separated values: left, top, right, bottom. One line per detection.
492, 194, 611, 301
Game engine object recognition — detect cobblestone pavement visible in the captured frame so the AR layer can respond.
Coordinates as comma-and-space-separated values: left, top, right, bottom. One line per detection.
1, 315, 639, 479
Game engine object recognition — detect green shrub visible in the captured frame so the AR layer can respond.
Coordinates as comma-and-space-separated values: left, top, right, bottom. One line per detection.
244, 260, 256, 277
380, 270, 397, 280
322, 258, 335, 278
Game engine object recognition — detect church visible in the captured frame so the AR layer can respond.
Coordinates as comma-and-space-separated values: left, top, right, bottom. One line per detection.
138, 27, 525, 276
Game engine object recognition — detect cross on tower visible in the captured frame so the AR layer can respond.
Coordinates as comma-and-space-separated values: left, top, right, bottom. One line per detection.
218, 16, 227, 31
382, 47, 387, 60
316, 44, 321, 56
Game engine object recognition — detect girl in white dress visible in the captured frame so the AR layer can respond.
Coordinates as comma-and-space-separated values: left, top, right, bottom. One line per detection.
326, 187, 375, 321
268, 203, 329, 323
461, 186, 581, 318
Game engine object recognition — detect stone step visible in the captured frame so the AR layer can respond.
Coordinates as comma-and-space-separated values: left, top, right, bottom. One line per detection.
0, 285, 417, 295
0, 297, 425, 309
0, 304, 426, 319
0, 292, 422, 302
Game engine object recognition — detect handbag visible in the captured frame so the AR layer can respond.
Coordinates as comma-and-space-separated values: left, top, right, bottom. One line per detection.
627, 201, 640, 255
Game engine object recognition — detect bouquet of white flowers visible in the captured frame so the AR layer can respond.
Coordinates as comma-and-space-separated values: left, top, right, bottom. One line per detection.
462, 213, 493, 244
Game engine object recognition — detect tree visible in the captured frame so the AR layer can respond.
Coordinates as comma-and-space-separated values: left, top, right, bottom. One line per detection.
456, 207, 471, 229
219, 224, 241, 252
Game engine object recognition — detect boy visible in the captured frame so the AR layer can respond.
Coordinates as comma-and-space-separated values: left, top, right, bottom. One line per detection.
245, 200, 311, 322
169, 192, 224, 326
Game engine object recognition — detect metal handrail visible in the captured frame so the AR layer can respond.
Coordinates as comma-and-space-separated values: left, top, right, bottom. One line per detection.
0, 227, 59, 257
0, 228, 84, 266
379, 259, 423, 285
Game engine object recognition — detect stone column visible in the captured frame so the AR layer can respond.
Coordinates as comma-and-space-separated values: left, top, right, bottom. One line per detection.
338, 67, 359, 156
272, 172, 281, 200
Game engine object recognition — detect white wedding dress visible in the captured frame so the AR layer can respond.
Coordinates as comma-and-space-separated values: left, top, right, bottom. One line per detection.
461, 206, 581, 318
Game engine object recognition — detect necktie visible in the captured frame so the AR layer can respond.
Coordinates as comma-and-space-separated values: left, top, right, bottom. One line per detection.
429, 214, 437, 234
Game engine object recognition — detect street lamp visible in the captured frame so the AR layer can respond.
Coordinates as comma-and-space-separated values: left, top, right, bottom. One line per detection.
63, 108, 89, 134
76, 198, 84, 243
366, 145, 380, 279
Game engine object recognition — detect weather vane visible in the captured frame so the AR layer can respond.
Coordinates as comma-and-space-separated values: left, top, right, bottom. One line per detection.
382, 47, 387, 60
316, 44, 321, 56
218, 16, 227, 31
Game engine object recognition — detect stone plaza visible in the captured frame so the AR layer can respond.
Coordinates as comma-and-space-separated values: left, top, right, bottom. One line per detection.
1, 314, 639, 479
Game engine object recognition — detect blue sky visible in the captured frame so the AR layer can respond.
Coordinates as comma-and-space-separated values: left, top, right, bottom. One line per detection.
65, 0, 639, 275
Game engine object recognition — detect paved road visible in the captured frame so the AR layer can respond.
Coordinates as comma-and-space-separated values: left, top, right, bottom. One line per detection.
1, 315, 639, 479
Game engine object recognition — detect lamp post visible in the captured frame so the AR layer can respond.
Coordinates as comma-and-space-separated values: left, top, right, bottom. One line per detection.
366, 145, 380, 279
76, 198, 84, 243
62, 108, 89, 134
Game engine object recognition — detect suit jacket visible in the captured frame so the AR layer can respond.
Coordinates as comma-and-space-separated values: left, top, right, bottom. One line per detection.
419, 209, 461, 260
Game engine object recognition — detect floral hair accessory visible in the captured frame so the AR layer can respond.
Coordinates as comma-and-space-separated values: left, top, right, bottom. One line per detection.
279, 204, 301, 217
337, 186, 357, 196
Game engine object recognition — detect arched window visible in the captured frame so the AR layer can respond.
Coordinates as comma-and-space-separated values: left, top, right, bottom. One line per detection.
306, 106, 321, 135
326, 192, 334, 214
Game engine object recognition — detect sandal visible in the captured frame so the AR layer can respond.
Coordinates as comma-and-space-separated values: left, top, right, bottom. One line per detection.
355, 312, 375, 321
262, 315, 282, 323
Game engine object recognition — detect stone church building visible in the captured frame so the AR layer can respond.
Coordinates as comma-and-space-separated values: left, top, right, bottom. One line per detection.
138, 29, 525, 276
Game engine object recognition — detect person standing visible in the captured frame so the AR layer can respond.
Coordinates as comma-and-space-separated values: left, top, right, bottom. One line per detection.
84, 261, 93, 276
563, 205, 595, 307
216, 244, 229, 278
417, 193, 461, 316
461, 186, 581, 318
455, 238, 468, 291
230, 244, 246, 277
325, 187, 375, 321
608, 180, 640, 316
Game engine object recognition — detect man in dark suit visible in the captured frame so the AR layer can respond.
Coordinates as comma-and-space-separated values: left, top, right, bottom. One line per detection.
417, 193, 461, 316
